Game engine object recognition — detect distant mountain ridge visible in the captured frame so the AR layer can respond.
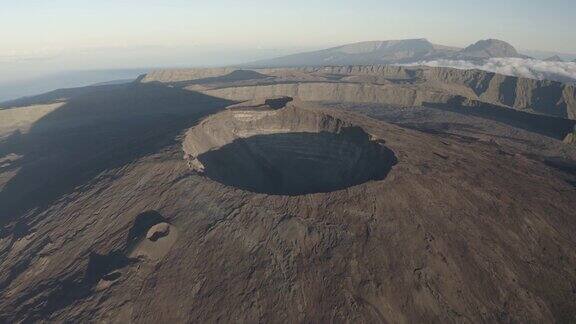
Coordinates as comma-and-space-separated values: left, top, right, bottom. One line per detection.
246, 38, 528, 68
457, 39, 527, 59
545, 55, 564, 62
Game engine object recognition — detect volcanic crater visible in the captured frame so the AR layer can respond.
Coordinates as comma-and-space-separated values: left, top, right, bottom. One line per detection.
183, 98, 397, 195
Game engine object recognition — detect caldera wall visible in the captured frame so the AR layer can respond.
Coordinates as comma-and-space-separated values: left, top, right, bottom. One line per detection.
141, 65, 576, 119
183, 101, 397, 195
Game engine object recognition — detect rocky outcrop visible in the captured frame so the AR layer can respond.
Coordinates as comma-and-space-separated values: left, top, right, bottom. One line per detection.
146, 223, 170, 241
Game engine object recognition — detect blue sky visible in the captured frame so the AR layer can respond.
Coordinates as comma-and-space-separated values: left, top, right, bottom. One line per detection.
1, 0, 575, 80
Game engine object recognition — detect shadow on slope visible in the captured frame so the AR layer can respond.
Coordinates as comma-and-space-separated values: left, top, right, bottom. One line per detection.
424, 98, 576, 140
170, 70, 271, 88
0, 82, 234, 236
0, 84, 131, 109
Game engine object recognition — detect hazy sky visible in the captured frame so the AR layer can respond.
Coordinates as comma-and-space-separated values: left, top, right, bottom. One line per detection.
1, 0, 575, 80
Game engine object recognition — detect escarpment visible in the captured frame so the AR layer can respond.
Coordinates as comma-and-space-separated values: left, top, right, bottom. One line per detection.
200, 82, 455, 108
141, 65, 576, 119
421, 67, 575, 118
140, 67, 240, 83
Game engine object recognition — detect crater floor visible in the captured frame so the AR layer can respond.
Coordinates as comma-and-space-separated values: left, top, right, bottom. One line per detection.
199, 131, 396, 195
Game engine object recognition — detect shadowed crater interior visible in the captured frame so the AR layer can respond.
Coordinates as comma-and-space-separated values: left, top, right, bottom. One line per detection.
183, 100, 397, 195
197, 128, 396, 195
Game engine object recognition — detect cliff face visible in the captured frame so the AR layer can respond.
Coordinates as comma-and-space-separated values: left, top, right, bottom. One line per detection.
201, 83, 455, 109
139, 67, 239, 83
141, 65, 576, 120
421, 67, 575, 118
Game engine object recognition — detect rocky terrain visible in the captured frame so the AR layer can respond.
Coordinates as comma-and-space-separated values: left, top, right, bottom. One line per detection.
1, 65, 576, 323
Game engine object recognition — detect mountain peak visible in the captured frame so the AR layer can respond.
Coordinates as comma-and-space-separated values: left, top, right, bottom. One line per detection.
246, 38, 457, 67
246, 38, 529, 68
460, 39, 522, 58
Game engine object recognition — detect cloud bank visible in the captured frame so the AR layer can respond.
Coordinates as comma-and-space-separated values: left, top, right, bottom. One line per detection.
405, 58, 576, 84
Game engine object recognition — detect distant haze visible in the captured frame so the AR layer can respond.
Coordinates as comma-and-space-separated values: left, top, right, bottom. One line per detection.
0, 45, 314, 101
0, 69, 147, 102
2, 1, 575, 68
2, 0, 576, 100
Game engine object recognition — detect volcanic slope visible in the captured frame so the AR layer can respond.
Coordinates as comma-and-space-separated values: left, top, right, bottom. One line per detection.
0, 70, 576, 322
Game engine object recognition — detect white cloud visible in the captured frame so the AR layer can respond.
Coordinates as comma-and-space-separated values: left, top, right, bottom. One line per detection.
403, 58, 576, 84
